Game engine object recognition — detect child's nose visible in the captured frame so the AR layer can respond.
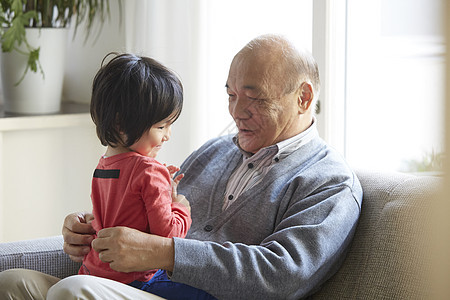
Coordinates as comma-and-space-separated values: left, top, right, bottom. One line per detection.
163, 128, 171, 141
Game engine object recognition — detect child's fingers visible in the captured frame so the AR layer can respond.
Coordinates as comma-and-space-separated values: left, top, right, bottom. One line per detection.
166, 165, 180, 176
173, 173, 184, 185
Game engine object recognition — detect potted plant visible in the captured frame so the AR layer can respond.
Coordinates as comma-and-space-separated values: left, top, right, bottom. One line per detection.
0, 0, 116, 115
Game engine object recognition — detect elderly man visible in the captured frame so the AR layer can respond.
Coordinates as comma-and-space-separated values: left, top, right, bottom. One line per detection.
0, 34, 362, 300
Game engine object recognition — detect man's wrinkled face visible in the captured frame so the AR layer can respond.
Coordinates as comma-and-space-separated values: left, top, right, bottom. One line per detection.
226, 53, 301, 154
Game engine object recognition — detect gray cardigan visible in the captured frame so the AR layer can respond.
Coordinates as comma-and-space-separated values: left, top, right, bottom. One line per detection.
171, 132, 362, 299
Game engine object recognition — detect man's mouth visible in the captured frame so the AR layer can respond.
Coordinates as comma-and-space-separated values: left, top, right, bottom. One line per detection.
239, 128, 252, 134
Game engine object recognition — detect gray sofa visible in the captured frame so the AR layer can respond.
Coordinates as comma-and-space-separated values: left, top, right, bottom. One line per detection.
0, 170, 441, 299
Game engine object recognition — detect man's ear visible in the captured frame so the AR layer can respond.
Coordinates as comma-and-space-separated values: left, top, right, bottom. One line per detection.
298, 82, 314, 114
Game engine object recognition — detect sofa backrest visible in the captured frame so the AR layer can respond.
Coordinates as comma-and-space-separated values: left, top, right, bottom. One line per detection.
311, 170, 441, 299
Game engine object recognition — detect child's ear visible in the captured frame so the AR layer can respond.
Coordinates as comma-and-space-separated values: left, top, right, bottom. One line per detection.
298, 82, 314, 114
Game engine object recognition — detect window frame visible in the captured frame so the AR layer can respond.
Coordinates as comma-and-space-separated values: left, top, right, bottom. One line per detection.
312, 0, 348, 156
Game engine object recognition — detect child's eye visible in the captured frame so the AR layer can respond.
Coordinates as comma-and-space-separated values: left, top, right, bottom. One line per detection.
158, 126, 165, 130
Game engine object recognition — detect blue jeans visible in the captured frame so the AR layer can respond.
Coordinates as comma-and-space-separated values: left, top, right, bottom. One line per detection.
129, 269, 217, 300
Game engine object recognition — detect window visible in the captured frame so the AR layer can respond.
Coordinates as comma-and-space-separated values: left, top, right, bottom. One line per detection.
313, 0, 445, 173
128, 0, 445, 172
345, 0, 445, 173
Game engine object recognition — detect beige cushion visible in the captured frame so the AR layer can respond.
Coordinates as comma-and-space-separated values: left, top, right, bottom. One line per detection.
311, 170, 441, 299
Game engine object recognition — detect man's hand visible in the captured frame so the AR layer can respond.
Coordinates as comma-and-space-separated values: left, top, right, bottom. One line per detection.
62, 212, 96, 263
92, 227, 175, 273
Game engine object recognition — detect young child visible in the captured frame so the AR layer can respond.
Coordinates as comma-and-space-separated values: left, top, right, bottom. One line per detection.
80, 53, 192, 287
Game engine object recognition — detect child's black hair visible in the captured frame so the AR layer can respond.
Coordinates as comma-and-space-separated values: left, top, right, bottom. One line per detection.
90, 53, 183, 147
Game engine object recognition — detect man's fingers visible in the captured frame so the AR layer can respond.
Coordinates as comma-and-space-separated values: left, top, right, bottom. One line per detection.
98, 249, 113, 264
92, 227, 117, 252
68, 254, 86, 263
92, 228, 120, 264
84, 213, 95, 224
63, 222, 96, 238
69, 219, 96, 235
96, 227, 116, 238
62, 212, 96, 248
91, 236, 105, 252
62, 225, 94, 246
63, 241, 91, 258
63, 212, 96, 235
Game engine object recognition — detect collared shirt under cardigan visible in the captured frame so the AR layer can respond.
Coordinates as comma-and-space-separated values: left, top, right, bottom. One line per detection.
172, 121, 363, 300
223, 119, 317, 211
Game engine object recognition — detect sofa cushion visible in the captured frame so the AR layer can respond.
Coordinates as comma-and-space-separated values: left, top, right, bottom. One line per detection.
311, 170, 441, 299
0, 235, 81, 279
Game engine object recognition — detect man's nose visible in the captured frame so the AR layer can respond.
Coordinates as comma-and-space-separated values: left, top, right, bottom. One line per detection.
230, 97, 251, 119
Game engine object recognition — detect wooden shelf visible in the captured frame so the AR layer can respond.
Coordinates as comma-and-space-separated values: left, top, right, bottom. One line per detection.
0, 102, 92, 132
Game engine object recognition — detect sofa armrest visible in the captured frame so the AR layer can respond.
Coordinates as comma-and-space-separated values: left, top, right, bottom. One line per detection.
312, 170, 441, 299
0, 235, 81, 279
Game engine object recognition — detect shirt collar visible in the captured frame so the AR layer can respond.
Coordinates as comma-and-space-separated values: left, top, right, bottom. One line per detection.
233, 117, 318, 161
275, 117, 318, 160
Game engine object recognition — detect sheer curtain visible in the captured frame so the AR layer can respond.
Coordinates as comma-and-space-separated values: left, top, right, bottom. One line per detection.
124, 0, 313, 165
124, 0, 208, 165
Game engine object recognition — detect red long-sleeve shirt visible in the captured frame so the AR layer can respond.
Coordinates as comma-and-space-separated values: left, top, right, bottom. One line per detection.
79, 152, 191, 283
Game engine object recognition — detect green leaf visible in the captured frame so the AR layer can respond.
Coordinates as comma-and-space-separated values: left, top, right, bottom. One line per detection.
28, 47, 39, 73
1, 27, 21, 52
22, 10, 37, 21
11, 0, 22, 15
1, 10, 36, 52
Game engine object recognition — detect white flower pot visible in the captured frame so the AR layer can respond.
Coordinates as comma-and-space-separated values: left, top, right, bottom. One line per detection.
1, 28, 68, 115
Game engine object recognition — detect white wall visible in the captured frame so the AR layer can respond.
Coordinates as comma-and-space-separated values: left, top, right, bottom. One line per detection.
1, 122, 104, 242
63, 0, 127, 103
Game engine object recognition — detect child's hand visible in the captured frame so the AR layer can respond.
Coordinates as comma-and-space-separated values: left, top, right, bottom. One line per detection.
165, 164, 186, 204
170, 173, 184, 200
166, 165, 181, 178
165, 164, 184, 187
